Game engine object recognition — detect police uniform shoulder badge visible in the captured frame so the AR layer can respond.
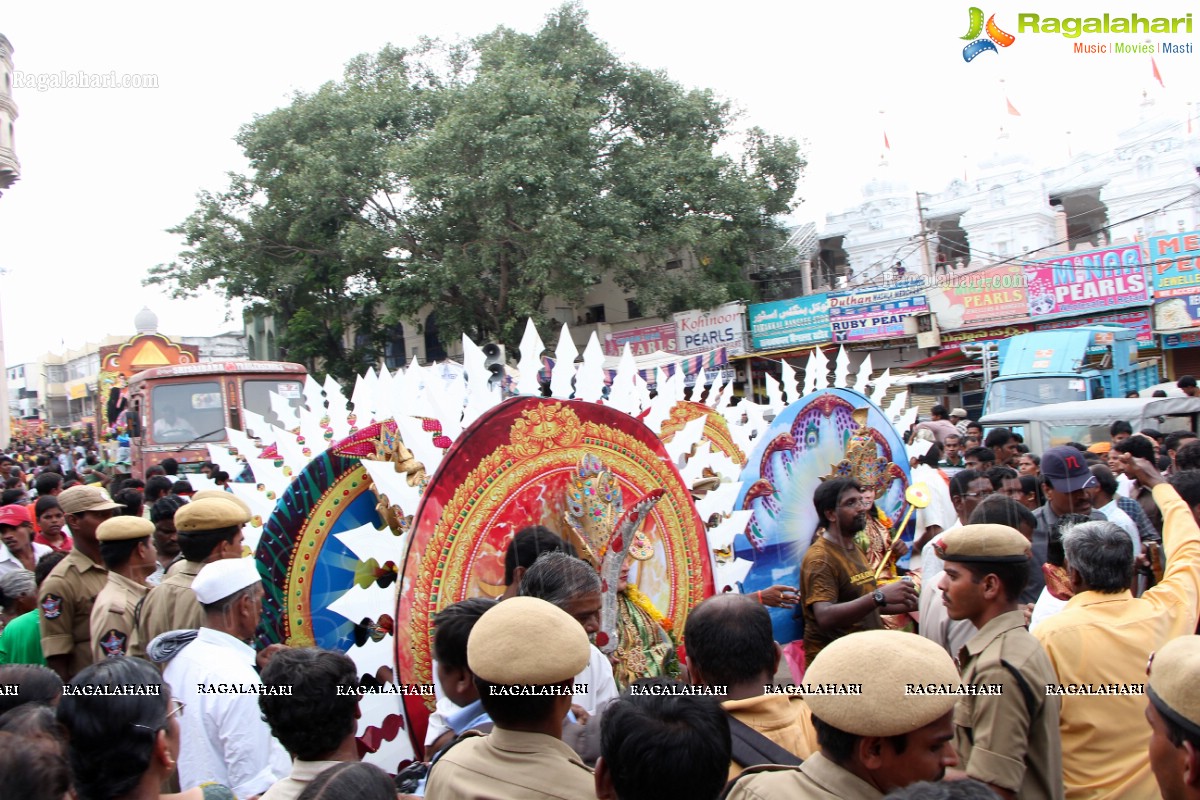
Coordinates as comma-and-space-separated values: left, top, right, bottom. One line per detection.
99, 629, 128, 658
41, 594, 63, 619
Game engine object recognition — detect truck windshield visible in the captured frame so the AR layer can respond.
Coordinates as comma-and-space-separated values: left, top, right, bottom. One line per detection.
985, 377, 1088, 415
151, 381, 226, 444
243, 379, 305, 431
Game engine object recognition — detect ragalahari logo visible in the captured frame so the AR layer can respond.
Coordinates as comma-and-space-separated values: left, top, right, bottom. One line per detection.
962, 8, 1016, 61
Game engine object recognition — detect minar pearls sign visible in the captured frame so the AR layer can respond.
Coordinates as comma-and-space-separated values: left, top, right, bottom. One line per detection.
674, 303, 747, 355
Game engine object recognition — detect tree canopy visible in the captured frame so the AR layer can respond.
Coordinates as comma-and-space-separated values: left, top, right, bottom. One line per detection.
149, 4, 804, 383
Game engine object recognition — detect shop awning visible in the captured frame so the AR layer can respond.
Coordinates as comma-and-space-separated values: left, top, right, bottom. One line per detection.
893, 366, 982, 386
901, 347, 973, 370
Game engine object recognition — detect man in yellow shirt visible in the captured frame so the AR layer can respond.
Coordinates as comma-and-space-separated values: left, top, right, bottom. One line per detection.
683, 593, 816, 779
1034, 454, 1200, 800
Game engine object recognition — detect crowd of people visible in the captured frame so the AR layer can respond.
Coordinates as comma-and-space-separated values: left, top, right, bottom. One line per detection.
0, 403, 1199, 800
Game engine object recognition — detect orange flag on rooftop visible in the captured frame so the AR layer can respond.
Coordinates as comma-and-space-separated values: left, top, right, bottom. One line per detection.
1006, 96, 1021, 117
1152, 56, 1164, 88
883, 131, 891, 150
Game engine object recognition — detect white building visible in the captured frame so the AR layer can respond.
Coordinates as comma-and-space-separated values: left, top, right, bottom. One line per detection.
0, 33, 19, 449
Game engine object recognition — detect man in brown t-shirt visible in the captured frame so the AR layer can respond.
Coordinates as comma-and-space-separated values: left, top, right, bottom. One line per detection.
801, 478, 917, 665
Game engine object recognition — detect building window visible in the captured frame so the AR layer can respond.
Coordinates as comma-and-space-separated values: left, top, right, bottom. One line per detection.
626, 299, 642, 319
425, 312, 447, 363
665, 259, 683, 270
266, 331, 276, 360
384, 324, 407, 370
1136, 154, 1153, 180
247, 335, 257, 360
585, 305, 607, 324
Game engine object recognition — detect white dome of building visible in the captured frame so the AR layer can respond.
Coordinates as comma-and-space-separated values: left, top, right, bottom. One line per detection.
134, 306, 159, 333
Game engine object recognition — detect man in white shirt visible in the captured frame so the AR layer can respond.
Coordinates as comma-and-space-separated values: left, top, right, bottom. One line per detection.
1091, 464, 1140, 557
162, 557, 290, 797
519, 551, 619, 715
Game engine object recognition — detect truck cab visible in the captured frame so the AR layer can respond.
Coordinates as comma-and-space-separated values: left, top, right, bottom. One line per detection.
982, 325, 1159, 417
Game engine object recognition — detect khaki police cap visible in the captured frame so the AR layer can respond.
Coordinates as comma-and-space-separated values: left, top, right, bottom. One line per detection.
58, 485, 122, 516
96, 516, 154, 542
935, 524, 1031, 564
174, 496, 250, 533
192, 490, 251, 517
1149, 635, 1200, 737
467, 596, 590, 685
805, 630, 961, 737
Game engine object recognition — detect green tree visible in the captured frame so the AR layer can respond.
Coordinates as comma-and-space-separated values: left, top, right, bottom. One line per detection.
150, 5, 804, 378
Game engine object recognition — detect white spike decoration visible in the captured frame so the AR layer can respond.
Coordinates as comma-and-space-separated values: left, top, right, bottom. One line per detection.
833, 346, 852, 391
802, 350, 819, 396
575, 334, 607, 403
693, 364, 711, 403
641, 368, 673, 436
779, 359, 798, 404
810, 347, 829, 392
633, 371, 653, 414
239, 409, 275, 442
516, 318, 546, 397
694, 482, 743, 522
360, 459, 422, 526
608, 344, 640, 416
705, 365, 725, 408
422, 373, 463, 442
460, 335, 497, 429
678, 446, 718, 487
765, 372, 785, 414
380, 364, 406, 423
896, 405, 919, 433
664, 414, 708, 465
713, 557, 754, 593
269, 393, 301, 432
374, 364, 398, 422
550, 324, 578, 399
323, 377, 352, 442
302, 376, 325, 418
715, 376, 734, 414
705, 510, 754, 550
350, 368, 377, 423
870, 368, 894, 405
855, 352, 874, 393
885, 389, 910, 425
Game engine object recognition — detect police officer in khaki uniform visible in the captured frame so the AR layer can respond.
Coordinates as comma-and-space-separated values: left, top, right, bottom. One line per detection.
39, 485, 120, 681
936, 524, 1063, 800
138, 495, 249, 647
426, 596, 595, 800
90, 515, 157, 662
725, 630, 961, 800
1146, 635, 1200, 800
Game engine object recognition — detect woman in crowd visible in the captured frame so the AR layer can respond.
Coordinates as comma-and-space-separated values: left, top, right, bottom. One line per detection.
56, 656, 234, 800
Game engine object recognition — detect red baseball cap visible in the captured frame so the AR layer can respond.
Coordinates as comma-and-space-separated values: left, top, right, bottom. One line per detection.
0, 504, 31, 528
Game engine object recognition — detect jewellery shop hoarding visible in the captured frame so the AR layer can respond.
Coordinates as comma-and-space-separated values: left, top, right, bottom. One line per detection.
1024, 244, 1148, 320
828, 280, 927, 343
1148, 229, 1200, 344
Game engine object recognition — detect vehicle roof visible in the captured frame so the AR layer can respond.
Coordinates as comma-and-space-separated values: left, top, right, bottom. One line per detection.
981, 396, 1200, 427
128, 360, 307, 383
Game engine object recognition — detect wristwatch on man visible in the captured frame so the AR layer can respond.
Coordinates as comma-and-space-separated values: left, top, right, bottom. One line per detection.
873, 589, 886, 607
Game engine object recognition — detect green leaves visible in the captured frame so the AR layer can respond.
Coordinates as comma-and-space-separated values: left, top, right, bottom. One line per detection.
151, 2, 804, 383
